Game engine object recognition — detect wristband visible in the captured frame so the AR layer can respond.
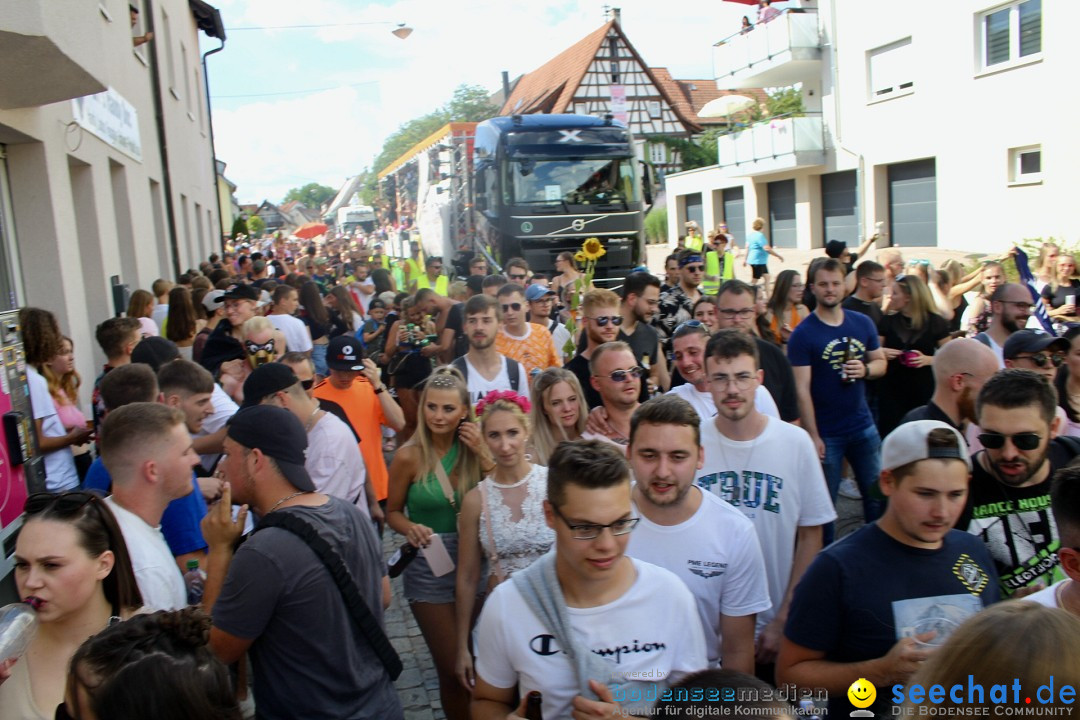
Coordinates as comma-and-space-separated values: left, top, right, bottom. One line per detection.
374, 386, 386, 395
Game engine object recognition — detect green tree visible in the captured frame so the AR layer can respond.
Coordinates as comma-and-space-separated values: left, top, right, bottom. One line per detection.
230, 216, 248, 239
247, 215, 266, 237
282, 182, 336, 209
644, 207, 668, 244
446, 84, 499, 122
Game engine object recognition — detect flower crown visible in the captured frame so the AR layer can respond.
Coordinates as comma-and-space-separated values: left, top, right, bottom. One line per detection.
476, 390, 531, 416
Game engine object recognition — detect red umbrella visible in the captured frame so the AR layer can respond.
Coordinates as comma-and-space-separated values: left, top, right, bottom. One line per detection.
294, 222, 328, 240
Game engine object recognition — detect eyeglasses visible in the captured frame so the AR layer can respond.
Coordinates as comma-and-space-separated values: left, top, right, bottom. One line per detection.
598, 366, 644, 383
501, 302, 523, 312
684, 265, 705, 273
999, 300, 1033, 311
1012, 352, 1064, 368
508, 273, 527, 281
24, 491, 98, 516
300, 378, 315, 390
551, 504, 640, 540
587, 315, 623, 327
718, 308, 755, 319
710, 373, 756, 390
978, 431, 1042, 451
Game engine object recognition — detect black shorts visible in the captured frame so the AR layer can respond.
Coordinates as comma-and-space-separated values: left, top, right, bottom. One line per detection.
751, 263, 769, 279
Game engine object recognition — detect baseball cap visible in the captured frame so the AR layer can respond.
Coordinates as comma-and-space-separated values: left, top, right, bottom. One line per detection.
825, 240, 847, 259
226, 405, 314, 492
201, 289, 225, 313
881, 420, 971, 473
1003, 329, 1069, 360
218, 284, 259, 302
130, 336, 180, 371
242, 363, 300, 408
326, 335, 365, 371
525, 284, 556, 302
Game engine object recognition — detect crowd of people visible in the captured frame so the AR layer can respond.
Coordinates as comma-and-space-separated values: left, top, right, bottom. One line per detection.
2, 229, 1080, 720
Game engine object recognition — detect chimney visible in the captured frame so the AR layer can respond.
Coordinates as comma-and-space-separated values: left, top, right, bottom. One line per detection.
612, 7, 621, 24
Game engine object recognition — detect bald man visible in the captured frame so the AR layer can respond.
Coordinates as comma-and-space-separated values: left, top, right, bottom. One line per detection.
899, 338, 999, 438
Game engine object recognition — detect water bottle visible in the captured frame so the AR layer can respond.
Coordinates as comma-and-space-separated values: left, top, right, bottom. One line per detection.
387, 542, 419, 578
184, 560, 207, 606
525, 690, 544, 720
0, 598, 42, 661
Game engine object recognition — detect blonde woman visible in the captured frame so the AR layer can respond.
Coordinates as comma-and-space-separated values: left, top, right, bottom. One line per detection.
877, 275, 951, 435
528, 367, 587, 465
550, 250, 583, 301
454, 390, 554, 693
1034, 241, 1061, 292
386, 367, 489, 720
932, 258, 967, 331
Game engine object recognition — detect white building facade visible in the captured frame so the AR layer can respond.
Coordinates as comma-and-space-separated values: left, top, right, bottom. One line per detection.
0, 0, 222, 379
665, 0, 1073, 254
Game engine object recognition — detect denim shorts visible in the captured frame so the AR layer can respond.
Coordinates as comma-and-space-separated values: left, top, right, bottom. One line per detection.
403, 532, 461, 604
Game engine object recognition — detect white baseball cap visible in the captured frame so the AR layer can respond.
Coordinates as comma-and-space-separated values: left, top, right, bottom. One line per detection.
881, 420, 971, 472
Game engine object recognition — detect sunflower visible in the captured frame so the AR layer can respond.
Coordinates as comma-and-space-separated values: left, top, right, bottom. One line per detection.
581, 237, 606, 260
574, 251, 587, 264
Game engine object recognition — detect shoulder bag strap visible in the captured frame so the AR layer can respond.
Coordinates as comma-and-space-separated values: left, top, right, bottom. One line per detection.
506, 357, 520, 393
478, 480, 506, 584
433, 456, 459, 513
255, 512, 403, 680
452, 355, 469, 382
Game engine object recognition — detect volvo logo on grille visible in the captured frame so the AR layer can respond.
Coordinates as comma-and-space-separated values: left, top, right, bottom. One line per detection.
521, 221, 533, 233
571, 219, 585, 231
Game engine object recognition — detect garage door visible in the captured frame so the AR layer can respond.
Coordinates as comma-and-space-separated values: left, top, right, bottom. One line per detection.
768, 179, 797, 248
821, 170, 858, 248
684, 193, 703, 237
888, 158, 937, 247
722, 187, 745, 246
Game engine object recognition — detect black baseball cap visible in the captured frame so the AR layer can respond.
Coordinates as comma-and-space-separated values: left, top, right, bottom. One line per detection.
226, 405, 314, 492
326, 335, 365, 371
1003, 329, 1069, 359
241, 363, 299, 408
131, 336, 180, 371
218, 284, 259, 302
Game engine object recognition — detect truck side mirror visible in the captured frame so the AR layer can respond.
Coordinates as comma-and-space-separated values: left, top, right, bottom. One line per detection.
642, 164, 654, 206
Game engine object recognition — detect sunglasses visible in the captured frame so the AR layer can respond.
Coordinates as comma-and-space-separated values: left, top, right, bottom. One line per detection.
684, 265, 705, 273
1013, 352, 1064, 368
300, 378, 315, 390
25, 491, 98, 516
501, 302, 523, 312
587, 315, 623, 327
978, 431, 1041, 451
508, 274, 527, 281
599, 366, 644, 383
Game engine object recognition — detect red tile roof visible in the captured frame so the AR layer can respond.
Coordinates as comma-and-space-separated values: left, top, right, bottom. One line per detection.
651, 71, 768, 127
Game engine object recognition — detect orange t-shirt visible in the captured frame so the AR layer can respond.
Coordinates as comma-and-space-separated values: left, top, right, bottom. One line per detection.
495, 322, 561, 378
312, 378, 390, 501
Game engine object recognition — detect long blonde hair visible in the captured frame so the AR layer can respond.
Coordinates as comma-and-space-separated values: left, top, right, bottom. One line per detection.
412, 366, 481, 497
529, 368, 587, 465
43, 335, 81, 404
905, 602, 1080, 711
894, 274, 937, 332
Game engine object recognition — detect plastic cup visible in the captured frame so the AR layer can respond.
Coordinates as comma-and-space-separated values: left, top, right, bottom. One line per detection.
911, 617, 961, 649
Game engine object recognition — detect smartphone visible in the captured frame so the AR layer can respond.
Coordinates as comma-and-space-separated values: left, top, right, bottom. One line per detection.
422, 534, 456, 577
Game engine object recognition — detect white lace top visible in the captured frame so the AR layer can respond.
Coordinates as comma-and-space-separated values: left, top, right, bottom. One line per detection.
478, 464, 555, 578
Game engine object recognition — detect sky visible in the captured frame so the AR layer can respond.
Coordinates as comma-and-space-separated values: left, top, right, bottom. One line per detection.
201, 0, 759, 205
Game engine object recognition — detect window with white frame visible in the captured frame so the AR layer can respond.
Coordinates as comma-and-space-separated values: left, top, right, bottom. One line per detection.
1009, 145, 1042, 184
868, 38, 914, 100
647, 101, 661, 119
574, 102, 587, 116
980, 0, 1041, 71
649, 143, 667, 164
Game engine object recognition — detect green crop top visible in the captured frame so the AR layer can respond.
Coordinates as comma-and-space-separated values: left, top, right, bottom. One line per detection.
405, 441, 462, 534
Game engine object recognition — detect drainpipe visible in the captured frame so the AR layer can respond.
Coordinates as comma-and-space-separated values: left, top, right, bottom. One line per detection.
203, 38, 225, 252
144, 0, 182, 278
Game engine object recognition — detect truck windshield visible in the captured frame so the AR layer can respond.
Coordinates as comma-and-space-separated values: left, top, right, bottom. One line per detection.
506, 157, 638, 206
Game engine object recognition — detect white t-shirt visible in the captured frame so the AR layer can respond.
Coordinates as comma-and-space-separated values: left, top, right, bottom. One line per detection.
627, 488, 771, 665
474, 557, 707, 719
697, 416, 837, 634
27, 366, 78, 491
550, 322, 572, 363
462, 354, 529, 407
667, 382, 779, 422
307, 412, 369, 517
104, 496, 187, 610
195, 384, 238, 471
1023, 580, 1065, 608
355, 278, 376, 313
268, 313, 313, 353
151, 303, 169, 329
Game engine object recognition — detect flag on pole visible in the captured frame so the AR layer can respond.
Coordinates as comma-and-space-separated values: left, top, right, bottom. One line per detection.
1013, 246, 1056, 335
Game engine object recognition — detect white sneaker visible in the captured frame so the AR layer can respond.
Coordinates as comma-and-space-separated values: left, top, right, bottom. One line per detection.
839, 477, 861, 500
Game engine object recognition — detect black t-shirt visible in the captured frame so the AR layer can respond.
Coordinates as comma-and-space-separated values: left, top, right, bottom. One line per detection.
565, 353, 602, 410
841, 294, 883, 327
755, 336, 800, 422
618, 322, 660, 404
956, 438, 1080, 597
1041, 279, 1080, 309
875, 312, 951, 436
899, 401, 961, 433
446, 303, 466, 359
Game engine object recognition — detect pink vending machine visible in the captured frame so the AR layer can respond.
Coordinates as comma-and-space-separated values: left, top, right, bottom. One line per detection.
0, 309, 45, 589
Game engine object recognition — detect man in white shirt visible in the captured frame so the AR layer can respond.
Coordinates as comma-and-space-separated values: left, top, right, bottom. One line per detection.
471, 439, 707, 719
452, 294, 528, 406
100, 402, 199, 610
696, 330, 836, 680
626, 395, 770, 672
267, 285, 313, 354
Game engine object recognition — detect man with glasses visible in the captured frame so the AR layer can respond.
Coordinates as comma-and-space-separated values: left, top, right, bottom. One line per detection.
716, 280, 801, 424
619, 272, 670, 398
582, 342, 642, 448
788, 259, 887, 540
626, 395, 770, 674
494, 283, 561, 378
696, 331, 835, 681
412, 255, 449, 296
1003, 329, 1068, 381
841, 261, 886, 327
471, 440, 706, 719
957, 369, 1080, 597
526, 283, 571, 363
655, 249, 705, 347
973, 283, 1034, 366
469, 255, 489, 277
565, 289, 623, 409
900, 338, 1000, 441
505, 257, 531, 285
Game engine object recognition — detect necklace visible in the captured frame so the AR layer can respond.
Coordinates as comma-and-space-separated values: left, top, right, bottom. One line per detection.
304, 406, 322, 432
268, 490, 310, 514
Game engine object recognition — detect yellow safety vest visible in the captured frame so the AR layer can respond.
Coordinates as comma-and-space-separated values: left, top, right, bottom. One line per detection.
406, 258, 423, 284
416, 275, 449, 296
685, 233, 704, 252
702, 250, 735, 295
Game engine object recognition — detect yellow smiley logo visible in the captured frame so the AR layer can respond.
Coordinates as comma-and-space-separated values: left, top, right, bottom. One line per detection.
848, 678, 876, 709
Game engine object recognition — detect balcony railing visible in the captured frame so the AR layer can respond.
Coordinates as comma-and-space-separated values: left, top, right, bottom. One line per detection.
716, 113, 826, 176
713, 10, 821, 88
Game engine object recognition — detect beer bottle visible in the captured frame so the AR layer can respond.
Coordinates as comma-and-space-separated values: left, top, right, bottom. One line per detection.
842, 337, 858, 385
524, 691, 544, 720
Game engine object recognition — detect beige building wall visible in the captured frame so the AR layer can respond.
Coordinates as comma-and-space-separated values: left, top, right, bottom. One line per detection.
0, 0, 220, 395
